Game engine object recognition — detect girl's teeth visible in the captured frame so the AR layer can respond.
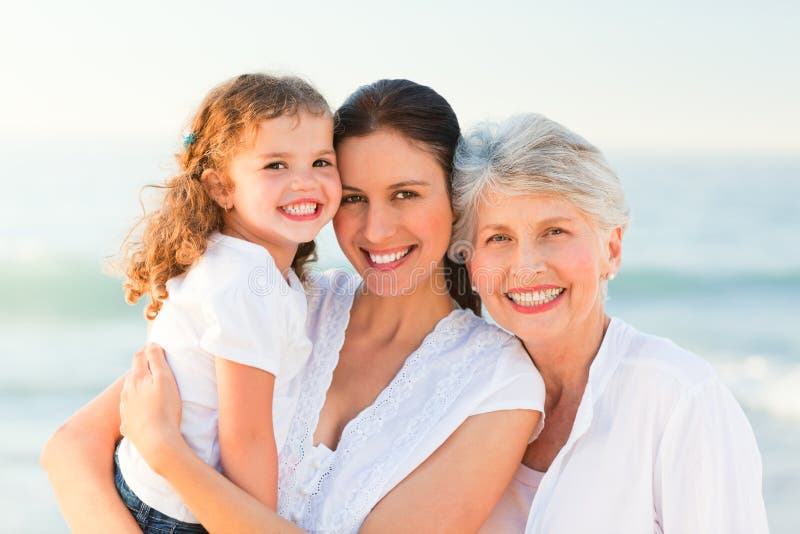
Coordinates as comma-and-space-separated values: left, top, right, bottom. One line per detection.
369, 247, 411, 264
507, 288, 564, 306
283, 202, 317, 215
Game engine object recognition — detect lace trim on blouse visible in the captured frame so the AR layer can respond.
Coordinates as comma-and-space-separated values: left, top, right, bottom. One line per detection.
277, 272, 510, 533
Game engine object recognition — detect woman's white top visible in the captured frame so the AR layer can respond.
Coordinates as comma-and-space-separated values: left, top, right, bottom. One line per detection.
117, 232, 312, 522
276, 269, 546, 534
479, 463, 544, 533
511, 318, 768, 534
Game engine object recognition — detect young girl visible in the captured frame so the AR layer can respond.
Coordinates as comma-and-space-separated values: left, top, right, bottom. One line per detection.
114, 73, 341, 533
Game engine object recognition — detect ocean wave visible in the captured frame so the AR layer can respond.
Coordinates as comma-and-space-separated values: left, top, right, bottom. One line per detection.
711, 354, 800, 420
611, 268, 800, 297
2, 256, 799, 319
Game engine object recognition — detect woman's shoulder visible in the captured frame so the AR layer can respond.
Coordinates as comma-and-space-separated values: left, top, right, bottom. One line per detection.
441, 309, 521, 351
442, 311, 540, 379
304, 268, 360, 311
605, 320, 755, 448
611, 318, 719, 392
304, 268, 361, 296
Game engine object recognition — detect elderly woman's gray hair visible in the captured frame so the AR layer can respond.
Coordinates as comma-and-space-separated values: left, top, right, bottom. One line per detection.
450, 113, 631, 259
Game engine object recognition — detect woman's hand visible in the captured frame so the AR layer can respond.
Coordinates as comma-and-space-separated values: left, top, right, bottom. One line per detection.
119, 344, 183, 475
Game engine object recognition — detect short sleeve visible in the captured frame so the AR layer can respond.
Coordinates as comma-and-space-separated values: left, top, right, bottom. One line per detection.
199, 280, 285, 376
472, 340, 546, 440
653, 378, 769, 533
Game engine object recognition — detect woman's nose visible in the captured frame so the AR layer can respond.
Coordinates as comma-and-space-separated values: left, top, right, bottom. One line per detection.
363, 202, 397, 244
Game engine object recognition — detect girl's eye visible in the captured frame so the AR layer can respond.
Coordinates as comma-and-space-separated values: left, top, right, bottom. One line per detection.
341, 194, 366, 204
486, 234, 510, 244
265, 162, 287, 170
313, 159, 333, 168
393, 190, 418, 200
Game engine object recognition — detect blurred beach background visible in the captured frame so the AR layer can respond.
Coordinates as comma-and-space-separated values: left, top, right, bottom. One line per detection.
1, 1, 798, 532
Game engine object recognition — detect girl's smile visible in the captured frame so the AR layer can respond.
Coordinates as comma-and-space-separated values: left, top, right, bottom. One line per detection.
279, 198, 325, 221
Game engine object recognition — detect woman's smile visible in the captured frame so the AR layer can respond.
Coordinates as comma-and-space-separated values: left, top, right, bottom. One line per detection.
361, 245, 417, 270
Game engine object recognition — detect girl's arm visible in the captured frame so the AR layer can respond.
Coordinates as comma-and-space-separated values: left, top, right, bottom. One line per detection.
123, 346, 539, 534
215, 357, 278, 508
40, 376, 142, 534
121, 345, 300, 534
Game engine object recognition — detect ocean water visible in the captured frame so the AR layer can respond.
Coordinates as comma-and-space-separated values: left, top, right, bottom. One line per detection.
1, 143, 798, 533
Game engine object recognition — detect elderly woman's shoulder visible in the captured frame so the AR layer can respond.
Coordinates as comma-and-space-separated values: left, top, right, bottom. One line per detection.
612, 318, 719, 391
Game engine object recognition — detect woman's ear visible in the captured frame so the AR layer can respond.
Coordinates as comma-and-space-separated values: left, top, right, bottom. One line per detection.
200, 169, 233, 210
606, 227, 623, 275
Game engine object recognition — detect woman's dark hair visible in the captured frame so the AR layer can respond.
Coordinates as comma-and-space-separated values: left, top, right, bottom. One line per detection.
334, 79, 481, 315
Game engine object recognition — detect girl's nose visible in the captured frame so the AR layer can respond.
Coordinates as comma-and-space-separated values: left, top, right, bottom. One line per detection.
290, 169, 317, 191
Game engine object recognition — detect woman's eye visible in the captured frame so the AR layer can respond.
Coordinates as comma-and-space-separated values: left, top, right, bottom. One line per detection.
313, 159, 333, 168
341, 194, 366, 204
265, 162, 287, 170
393, 190, 418, 200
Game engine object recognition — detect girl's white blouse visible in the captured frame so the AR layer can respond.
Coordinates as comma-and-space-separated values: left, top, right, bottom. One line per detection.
513, 318, 769, 533
276, 270, 546, 533
117, 232, 311, 523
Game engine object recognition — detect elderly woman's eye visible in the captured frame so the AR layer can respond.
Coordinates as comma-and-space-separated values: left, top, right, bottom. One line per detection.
547, 228, 565, 236
487, 234, 510, 243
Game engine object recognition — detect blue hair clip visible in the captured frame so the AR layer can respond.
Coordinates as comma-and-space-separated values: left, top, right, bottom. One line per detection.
183, 132, 197, 150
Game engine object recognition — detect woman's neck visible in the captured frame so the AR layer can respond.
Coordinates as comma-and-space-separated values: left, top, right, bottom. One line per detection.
521, 306, 610, 401
349, 275, 455, 347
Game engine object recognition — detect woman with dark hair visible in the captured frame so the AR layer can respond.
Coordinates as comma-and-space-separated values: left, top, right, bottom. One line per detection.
42, 79, 545, 533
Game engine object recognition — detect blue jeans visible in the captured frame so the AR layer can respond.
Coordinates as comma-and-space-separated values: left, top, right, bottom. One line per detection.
114, 450, 208, 534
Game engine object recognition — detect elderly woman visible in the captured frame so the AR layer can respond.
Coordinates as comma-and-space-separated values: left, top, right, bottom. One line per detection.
454, 114, 770, 533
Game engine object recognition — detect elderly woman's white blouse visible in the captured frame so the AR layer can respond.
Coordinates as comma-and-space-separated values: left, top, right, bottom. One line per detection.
493, 318, 768, 534
275, 270, 546, 533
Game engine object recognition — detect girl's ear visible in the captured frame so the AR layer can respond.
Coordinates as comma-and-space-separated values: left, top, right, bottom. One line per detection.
200, 169, 232, 210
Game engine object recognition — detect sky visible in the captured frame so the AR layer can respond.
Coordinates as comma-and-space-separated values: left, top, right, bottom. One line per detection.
2, 0, 798, 155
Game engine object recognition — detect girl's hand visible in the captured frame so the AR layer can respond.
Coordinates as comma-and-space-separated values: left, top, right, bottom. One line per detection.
119, 344, 183, 475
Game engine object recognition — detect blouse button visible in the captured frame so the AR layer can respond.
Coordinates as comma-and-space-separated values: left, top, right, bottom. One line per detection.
312, 457, 322, 469
299, 485, 310, 495
291, 512, 301, 522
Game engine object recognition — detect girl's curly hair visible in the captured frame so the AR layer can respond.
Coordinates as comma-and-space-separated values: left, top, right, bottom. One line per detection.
119, 73, 331, 320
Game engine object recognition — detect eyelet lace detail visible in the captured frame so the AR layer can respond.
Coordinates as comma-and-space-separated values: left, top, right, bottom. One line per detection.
278, 270, 512, 533
326, 314, 502, 533
278, 270, 356, 523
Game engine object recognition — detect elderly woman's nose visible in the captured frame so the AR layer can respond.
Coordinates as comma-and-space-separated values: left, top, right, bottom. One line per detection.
363, 203, 398, 243
510, 240, 546, 278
